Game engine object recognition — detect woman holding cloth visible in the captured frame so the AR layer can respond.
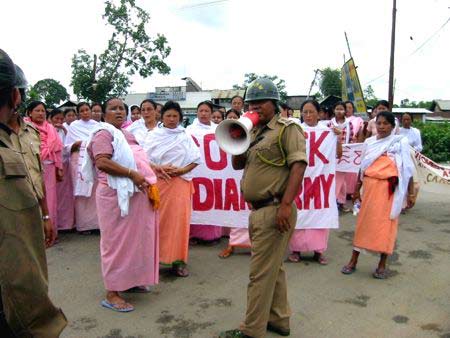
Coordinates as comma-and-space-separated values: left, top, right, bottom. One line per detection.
25, 101, 63, 233
82, 97, 159, 312
144, 101, 201, 277
64, 102, 99, 233
288, 99, 342, 264
341, 111, 415, 279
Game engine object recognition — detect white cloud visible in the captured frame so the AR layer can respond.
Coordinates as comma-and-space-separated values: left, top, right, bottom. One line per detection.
1, 0, 449, 103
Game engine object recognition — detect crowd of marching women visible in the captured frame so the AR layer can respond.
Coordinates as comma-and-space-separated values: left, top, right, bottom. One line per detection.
22, 93, 421, 312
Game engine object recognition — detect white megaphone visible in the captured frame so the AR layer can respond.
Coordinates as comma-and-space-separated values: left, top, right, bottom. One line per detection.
215, 111, 260, 155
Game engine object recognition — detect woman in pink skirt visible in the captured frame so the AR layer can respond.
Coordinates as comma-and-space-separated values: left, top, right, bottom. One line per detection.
84, 97, 159, 312
49, 108, 74, 231
288, 99, 342, 264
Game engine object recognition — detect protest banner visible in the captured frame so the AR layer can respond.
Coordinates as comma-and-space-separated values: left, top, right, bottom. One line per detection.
411, 149, 450, 195
341, 58, 367, 113
189, 125, 339, 229
336, 143, 364, 173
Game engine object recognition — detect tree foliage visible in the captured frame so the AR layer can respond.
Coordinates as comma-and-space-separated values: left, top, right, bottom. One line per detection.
233, 73, 288, 101
71, 0, 171, 102
363, 85, 378, 107
318, 67, 341, 97
400, 98, 433, 109
29, 79, 69, 107
414, 122, 450, 162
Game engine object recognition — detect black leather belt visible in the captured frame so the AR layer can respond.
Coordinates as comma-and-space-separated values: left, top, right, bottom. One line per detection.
250, 196, 281, 210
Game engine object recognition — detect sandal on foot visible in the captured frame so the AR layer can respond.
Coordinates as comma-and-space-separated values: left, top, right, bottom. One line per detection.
218, 246, 234, 259
315, 254, 328, 265
341, 265, 356, 274
287, 253, 301, 263
172, 265, 189, 277
101, 299, 134, 312
373, 268, 387, 279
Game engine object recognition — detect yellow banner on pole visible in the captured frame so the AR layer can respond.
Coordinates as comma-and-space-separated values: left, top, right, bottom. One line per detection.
341, 58, 367, 113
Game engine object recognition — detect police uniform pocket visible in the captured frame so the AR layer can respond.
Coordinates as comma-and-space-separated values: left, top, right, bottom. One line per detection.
255, 141, 283, 164
0, 148, 37, 211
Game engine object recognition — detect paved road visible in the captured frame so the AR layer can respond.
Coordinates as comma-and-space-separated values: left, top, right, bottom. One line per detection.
47, 188, 450, 338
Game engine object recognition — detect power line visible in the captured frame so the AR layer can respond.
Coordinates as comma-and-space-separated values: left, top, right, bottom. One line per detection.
178, 0, 229, 10
365, 15, 450, 86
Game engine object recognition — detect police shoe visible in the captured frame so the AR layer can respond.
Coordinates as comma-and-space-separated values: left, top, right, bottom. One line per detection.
267, 323, 290, 336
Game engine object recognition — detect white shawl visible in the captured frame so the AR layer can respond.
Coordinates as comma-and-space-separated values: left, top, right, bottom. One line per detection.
81, 122, 138, 217
329, 117, 351, 144
360, 134, 414, 219
185, 118, 217, 134
143, 125, 201, 180
125, 118, 156, 145
64, 119, 99, 196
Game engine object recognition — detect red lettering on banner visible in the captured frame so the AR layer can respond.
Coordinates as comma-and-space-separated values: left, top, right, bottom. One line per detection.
303, 176, 322, 209
224, 179, 240, 210
192, 177, 248, 211
353, 150, 362, 165
204, 134, 227, 170
320, 174, 334, 208
213, 179, 223, 209
338, 146, 351, 164
309, 131, 329, 166
191, 135, 200, 147
192, 178, 214, 211
295, 174, 334, 210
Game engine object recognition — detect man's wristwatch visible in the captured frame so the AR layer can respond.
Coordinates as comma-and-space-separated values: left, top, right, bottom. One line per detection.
42, 215, 50, 221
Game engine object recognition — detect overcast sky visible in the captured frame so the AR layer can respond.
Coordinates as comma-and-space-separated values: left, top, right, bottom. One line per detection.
1, 0, 449, 103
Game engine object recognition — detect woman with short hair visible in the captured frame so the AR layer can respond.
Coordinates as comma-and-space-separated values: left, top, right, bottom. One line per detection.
144, 100, 201, 277
83, 97, 159, 312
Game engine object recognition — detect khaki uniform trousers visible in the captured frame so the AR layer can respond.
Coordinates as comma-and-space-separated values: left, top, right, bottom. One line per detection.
0, 204, 67, 338
240, 203, 296, 338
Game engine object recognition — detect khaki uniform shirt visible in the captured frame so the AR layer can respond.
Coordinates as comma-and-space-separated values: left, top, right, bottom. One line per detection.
10, 118, 44, 199
241, 115, 307, 202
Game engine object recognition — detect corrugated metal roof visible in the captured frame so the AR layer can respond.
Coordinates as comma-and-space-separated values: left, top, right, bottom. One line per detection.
392, 108, 432, 114
435, 100, 450, 111
211, 89, 245, 99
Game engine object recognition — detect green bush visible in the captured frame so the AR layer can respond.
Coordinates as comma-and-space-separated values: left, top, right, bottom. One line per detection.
414, 122, 450, 162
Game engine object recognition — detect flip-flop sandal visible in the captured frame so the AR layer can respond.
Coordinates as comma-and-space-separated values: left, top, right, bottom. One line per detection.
218, 247, 234, 259
317, 255, 328, 265
101, 299, 134, 312
173, 266, 189, 277
287, 253, 301, 263
373, 269, 388, 279
341, 265, 356, 274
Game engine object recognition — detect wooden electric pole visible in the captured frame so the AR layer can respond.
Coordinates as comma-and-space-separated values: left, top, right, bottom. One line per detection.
388, 0, 397, 110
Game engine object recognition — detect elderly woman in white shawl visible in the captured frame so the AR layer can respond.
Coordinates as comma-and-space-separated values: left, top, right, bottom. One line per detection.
341, 111, 415, 279
144, 100, 201, 277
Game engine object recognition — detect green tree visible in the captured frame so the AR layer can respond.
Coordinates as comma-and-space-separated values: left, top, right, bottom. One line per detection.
233, 73, 288, 101
318, 67, 341, 97
29, 79, 69, 107
400, 98, 433, 109
363, 85, 378, 107
71, 0, 171, 102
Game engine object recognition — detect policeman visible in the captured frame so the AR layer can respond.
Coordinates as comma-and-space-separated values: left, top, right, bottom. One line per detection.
0, 49, 67, 337
220, 78, 307, 338
7, 65, 57, 248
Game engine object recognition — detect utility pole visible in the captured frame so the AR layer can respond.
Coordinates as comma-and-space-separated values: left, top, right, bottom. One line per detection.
388, 0, 397, 110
